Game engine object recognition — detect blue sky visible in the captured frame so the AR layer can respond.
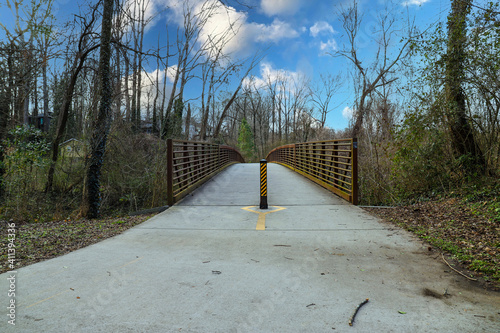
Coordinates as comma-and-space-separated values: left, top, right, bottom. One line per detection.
1, 0, 456, 130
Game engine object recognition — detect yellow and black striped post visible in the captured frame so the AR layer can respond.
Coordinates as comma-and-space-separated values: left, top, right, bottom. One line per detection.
260, 159, 268, 209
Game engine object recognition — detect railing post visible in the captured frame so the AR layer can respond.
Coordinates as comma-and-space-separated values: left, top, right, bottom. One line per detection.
333, 140, 339, 188
182, 141, 190, 189
321, 141, 326, 181
260, 159, 268, 209
351, 138, 358, 205
167, 138, 174, 206
293, 144, 297, 171
218, 144, 221, 169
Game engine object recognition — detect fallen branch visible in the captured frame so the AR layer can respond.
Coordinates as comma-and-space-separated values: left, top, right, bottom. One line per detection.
348, 298, 369, 326
441, 253, 477, 281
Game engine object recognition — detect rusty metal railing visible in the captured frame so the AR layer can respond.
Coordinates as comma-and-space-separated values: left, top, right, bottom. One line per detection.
167, 139, 245, 205
266, 139, 358, 205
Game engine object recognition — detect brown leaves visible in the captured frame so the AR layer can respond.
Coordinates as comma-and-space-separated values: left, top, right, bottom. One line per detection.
365, 198, 500, 290
0, 215, 152, 274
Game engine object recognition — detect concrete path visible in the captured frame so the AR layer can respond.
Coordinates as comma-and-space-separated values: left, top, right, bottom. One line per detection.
1, 163, 499, 332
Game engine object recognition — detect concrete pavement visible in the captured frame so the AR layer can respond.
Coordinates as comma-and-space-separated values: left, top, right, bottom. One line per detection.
1, 163, 499, 332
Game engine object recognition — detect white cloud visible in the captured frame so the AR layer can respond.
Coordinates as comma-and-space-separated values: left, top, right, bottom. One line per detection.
138, 66, 177, 87
195, 1, 250, 56
162, 0, 246, 56
401, 0, 430, 6
310, 21, 335, 37
161, 0, 299, 58
243, 62, 305, 93
122, 0, 164, 33
165, 65, 178, 83
252, 18, 299, 43
320, 39, 338, 53
261, 0, 302, 16
342, 106, 354, 120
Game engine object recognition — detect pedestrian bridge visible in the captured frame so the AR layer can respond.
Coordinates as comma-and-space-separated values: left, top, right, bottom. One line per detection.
165, 138, 358, 207
2, 139, 498, 332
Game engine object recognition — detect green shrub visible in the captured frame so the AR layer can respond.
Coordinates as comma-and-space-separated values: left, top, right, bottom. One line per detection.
391, 109, 453, 200
1, 126, 50, 219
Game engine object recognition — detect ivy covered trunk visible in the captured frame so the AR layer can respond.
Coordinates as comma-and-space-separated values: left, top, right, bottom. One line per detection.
85, 0, 114, 218
445, 0, 485, 172
0, 80, 10, 199
164, 98, 184, 139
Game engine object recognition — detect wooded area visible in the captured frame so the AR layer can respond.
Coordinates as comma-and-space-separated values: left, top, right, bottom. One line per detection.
0, 0, 498, 221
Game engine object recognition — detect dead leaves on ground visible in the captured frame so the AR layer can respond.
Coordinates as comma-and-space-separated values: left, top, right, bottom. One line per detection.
0, 215, 152, 274
365, 198, 499, 290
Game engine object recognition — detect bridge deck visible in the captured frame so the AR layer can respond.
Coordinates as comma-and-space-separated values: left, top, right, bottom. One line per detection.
1, 163, 498, 332
179, 162, 347, 207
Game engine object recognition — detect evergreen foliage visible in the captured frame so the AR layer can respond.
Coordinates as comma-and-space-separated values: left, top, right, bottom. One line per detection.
237, 118, 255, 162
1, 126, 50, 218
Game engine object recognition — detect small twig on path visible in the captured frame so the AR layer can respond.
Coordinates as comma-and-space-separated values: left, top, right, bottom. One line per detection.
441, 253, 477, 281
348, 298, 369, 326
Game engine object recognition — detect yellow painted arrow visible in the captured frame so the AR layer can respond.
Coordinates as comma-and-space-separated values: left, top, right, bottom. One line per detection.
241, 206, 286, 230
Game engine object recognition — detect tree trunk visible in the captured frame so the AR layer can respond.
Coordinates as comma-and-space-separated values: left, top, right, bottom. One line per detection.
33, 72, 38, 121
212, 84, 242, 140
123, 49, 131, 121
45, 44, 99, 192
185, 103, 191, 139
42, 40, 49, 132
115, 45, 122, 121
131, 52, 138, 129
445, 0, 485, 172
22, 36, 32, 126
200, 94, 211, 140
159, 62, 168, 133
351, 90, 368, 138
135, 1, 147, 129
161, 52, 181, 138
152, 41, 161, 135
85, 0, 114, 218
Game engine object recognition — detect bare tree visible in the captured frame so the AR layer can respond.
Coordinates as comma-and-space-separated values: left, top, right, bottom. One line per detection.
211, 54, 263, 140
275, 72, 310, 142
466, 2, 500, 172
265, 72, 279, 143
263, 70, 285, 143
162, 1, 220, 138
309, 73, 343, 129
0, 0, 56, 126
333, 0, 415, 137
45, 5, 101, 192
199, 43, 235, 140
